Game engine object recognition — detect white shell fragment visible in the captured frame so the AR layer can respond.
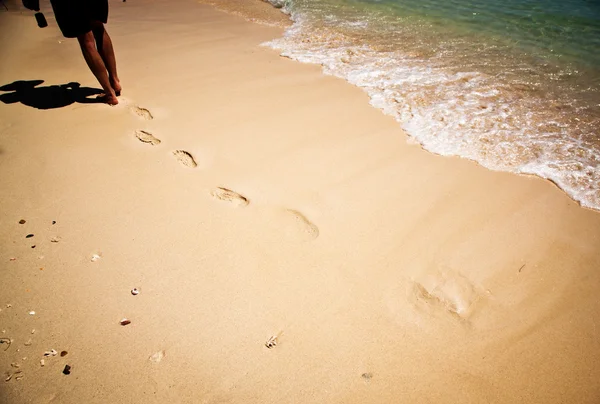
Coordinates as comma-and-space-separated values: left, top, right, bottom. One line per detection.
91, 254, 101, 262
40, 359, 45, 367
265, 335, 278, 349
50, 237, 61, 243
131, 288, 140, 296
43, 349, 57, 357
148, 350, 165, 363
28, 311, 35, 316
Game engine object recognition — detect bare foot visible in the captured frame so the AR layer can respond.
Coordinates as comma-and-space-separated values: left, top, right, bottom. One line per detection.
105, 94, 118, 105
110, 77, 122, 96
97, 93, 119, 105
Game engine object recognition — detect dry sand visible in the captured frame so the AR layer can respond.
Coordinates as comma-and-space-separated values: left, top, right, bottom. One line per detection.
1, 0, 600, 403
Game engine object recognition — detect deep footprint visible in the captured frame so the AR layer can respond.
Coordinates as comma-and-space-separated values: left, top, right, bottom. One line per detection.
172, 150, 197, 168
210, 187, 249, 207
131, 106, 153, 120
135, 130, 161, 145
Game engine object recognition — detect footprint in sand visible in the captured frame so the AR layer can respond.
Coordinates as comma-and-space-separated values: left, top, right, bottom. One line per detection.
172, 150, 197, 168
409, 269, 481, 321
210, 187, 249, 207
135, 130, 161, 145
275, 209, 319, 241
131, 106, 153, 120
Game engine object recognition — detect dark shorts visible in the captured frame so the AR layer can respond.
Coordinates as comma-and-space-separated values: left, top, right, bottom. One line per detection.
50, 0, 109, 38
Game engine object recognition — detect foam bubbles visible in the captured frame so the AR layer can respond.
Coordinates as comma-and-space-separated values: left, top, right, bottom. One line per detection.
263, 2, 600, 210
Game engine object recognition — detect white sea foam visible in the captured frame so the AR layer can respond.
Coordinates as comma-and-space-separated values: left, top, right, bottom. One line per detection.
262, 6, 600, 211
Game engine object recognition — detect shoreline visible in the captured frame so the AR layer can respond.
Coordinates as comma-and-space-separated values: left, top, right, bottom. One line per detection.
1, 1, 600, 403
212, 0, 600, 213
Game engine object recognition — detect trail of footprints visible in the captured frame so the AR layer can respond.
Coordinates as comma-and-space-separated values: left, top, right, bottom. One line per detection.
129, 105, 319, 240
124, 103, 481, 355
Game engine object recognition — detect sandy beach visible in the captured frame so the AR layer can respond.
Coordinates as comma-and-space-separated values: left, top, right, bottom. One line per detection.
1, 0, 600, 403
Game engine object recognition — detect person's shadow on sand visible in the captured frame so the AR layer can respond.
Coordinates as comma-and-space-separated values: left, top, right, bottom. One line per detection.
0, 80, 104, 110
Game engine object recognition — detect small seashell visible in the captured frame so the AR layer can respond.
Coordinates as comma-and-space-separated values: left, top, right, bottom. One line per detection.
91, 254, 101, 262
50, 237, 61, 243
265, 335, 278, 349
24, 339, 32, 346
9, 258, 16, 261
131, 288, 140, 296
10, 363, 19, 368
29, 311, 35, 315
40, 359, 45, 367
120, 318, 131, 326
43, 349, 57, 357
5, 304, 11, 308
5, 374, 12, 382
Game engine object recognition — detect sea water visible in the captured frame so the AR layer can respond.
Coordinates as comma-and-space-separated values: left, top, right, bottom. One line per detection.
263, 0, 600, 210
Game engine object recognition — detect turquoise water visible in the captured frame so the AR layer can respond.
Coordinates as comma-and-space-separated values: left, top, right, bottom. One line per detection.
265, 0, 600, 210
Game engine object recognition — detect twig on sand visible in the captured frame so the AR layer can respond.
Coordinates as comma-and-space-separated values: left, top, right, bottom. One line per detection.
518, 264, 526, 273
0, 338, 12, 351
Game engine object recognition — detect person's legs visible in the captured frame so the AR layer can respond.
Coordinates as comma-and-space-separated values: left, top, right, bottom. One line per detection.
91, 22, 121, 95
77, 30, 118, 105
